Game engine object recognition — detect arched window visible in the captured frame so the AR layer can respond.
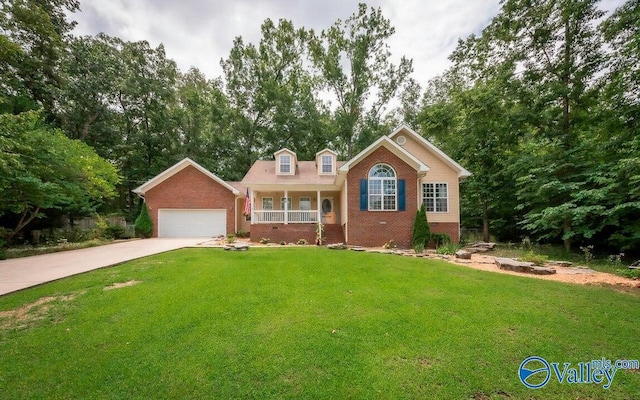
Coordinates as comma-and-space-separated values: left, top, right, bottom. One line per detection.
368, 164, 397, 211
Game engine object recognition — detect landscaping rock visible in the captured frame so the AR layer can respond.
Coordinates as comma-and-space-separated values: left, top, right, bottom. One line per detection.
350, 247, 365, 252
629, 260, 640, 270
327, 243, 347, 250
224, 243, 250, 251
468, 241, 496, 250
455, 250, 472, 259
547, 260, 572, 268
494, 257, 556, 275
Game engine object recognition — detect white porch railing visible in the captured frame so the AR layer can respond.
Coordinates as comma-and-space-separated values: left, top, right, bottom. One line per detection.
288, 210, 319, 223
253, 210, 319, 223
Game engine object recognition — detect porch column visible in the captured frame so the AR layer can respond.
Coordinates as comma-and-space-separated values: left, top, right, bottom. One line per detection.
250, 189, 254, 222
284, 189, 288, 224
317, 190, 321, 223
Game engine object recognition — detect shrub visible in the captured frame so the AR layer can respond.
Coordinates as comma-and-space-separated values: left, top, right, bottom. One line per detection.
60, 228, 92, 243
413, 243, 424, 254
0, 239, 5, 260
580, 245, 594, 264
105, 224, 125, 239
236, 230, 248, 238
436, 243, 459, 255
259, 237, 270, 244
134, 204, 153, 238
431, 233, 451, 248
412, 204, 430, 249
280, 240, 286, 245
92, 214, 109, 239
226, 233, 237, 244
297, 238, 308, 245
521, 251, 549, 266
618, 268, 640, 280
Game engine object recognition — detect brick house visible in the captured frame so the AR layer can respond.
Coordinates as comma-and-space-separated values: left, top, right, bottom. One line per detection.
133, 125, 471, 246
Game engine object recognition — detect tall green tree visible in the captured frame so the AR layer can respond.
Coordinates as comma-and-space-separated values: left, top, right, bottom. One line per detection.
172, 68, 237, 178
0, 111, 119, 241
58, 34, 122, 146
593, 0, 640, 251
308, 3, 413, 158
0, 0, 79, 116
492, 0, 606, 250
115, 40, 179, 209
221, 18, 329, 177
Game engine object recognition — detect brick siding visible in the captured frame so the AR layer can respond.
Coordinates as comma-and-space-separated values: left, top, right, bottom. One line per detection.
144, 165, 236, 237
250, 224, 317, 244
346, 147, 419, 248
429, 222, 460, 245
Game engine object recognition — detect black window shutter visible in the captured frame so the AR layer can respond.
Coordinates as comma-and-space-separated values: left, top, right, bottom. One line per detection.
360, 179, 367, 211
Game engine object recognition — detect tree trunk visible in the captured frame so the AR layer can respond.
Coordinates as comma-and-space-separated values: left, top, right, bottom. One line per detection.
561, 17, 571, 147
482, 199, 490, 242
563, 219, 572, 252
79, 112, 99, 140
7, 206, 41, 242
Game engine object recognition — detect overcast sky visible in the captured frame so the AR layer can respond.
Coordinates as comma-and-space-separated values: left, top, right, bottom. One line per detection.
69, 0, 626, 87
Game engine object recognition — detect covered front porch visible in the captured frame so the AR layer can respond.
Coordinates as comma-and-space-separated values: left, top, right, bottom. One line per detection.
250, 190, 341, 225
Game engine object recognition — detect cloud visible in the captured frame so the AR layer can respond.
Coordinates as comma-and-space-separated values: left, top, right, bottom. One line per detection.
70, 0, 626, 87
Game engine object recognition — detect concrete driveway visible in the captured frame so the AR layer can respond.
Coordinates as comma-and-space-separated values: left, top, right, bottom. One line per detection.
0, 238, 206, 296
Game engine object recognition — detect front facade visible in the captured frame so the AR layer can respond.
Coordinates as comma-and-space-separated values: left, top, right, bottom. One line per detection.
133, 125, 471, 246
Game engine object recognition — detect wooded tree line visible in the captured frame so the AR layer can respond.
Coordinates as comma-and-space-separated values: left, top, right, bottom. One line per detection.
0, 0, 637, 253
417, 0, 639, 253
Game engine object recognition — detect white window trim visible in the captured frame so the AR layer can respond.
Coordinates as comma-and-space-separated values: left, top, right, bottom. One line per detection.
299, 197, 311, 210
422, 182, 449, 213
368, 164, 397, 212
278, 154, 293, 175
280, 197, 292, 210
320, 154, 334, 175
262, 197, 274, 210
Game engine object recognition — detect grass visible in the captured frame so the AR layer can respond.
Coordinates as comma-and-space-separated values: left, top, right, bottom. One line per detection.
1, 248, 639, 399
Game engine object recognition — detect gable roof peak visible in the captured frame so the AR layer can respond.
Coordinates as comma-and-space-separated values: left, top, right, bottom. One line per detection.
315, 148, 338, 157
387, 124, 472, 178
132, 157, 240, 196
338, 135, 429, 175
274, 148, 297, 157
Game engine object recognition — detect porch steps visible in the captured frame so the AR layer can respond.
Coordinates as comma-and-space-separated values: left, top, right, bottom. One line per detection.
323, 224, 345, 244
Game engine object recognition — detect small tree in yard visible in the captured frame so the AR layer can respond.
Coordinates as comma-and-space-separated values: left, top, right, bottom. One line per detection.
412, 204, 430, 252
135, 204, 153, 238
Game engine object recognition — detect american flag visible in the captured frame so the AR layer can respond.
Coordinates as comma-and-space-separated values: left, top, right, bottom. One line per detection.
243, 188, 251, 216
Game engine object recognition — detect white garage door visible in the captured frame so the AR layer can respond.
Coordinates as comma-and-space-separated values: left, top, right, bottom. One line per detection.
158, 209, 226, 238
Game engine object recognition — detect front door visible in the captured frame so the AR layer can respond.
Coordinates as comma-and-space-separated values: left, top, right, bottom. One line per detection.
321, 197, 335, 224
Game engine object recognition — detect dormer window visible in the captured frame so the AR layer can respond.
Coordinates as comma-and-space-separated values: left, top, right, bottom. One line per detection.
279, 154, 291, 174
321, 155, 333, 174
275, 149, 296, 176
316, 148, 337, 175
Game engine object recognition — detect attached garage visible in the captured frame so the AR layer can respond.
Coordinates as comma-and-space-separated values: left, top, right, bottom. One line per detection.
158, 209, 226, 238
132, 158, 242, 238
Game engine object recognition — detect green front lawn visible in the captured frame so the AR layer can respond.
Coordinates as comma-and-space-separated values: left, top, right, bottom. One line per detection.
1, 248, 638, 399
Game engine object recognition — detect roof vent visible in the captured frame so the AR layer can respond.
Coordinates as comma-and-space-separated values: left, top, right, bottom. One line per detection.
396, 135, 407, 146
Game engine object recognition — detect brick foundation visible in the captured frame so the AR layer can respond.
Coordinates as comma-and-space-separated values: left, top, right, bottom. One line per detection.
429, 222, 460, 245
250, 224, 318, 244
